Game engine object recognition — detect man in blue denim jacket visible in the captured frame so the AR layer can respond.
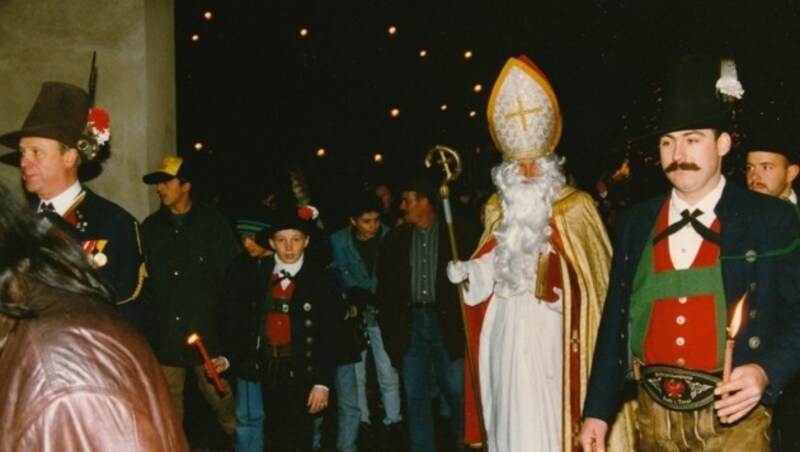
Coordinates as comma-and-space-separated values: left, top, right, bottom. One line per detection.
331, 194, 403, 451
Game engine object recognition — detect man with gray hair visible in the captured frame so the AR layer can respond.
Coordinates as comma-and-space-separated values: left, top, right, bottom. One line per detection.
447, 56, 635, 451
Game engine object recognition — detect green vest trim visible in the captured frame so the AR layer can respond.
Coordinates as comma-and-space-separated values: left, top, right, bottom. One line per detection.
629, 228, 727, 369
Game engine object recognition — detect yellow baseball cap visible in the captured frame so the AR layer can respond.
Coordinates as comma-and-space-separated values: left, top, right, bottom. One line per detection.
142, 156, 185, 184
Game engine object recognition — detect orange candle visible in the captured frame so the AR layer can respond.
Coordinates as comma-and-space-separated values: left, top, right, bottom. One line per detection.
722, 293, 746, 400
722, 339, 734, 395
187, 332, 225, 394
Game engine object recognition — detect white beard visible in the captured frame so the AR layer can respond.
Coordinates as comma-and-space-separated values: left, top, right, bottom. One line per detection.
491, 157, 565, 297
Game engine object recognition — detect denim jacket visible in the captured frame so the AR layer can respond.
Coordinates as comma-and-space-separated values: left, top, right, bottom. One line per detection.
330, 223, 389, 295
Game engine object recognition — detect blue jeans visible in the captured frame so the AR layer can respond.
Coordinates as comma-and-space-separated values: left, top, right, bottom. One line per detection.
235, 378, 264, 452
355, 312, 403, 425
403, 309, 464, 452
336, 364, 361, 452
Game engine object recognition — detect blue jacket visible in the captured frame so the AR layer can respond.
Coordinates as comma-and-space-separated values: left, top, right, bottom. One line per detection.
583, 182, 800, 423
330, 224, 389, 294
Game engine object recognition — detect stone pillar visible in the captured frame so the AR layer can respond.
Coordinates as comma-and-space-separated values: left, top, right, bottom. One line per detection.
0, 0, 175, 220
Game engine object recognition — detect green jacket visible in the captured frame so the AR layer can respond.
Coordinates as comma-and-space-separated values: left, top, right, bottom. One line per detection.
141, 202, 239, 366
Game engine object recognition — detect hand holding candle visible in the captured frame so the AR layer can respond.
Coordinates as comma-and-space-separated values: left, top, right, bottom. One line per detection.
187, 332, 226, 394
722, 293, 747, 400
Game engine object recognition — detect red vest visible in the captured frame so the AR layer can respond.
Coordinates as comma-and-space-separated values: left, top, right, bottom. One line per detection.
266, 274, 295, 346
643, 201, 721, 370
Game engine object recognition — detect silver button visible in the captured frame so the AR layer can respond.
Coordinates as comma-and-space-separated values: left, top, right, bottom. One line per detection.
750, 282, 757, 292
305, 351, 312, 358
676, 358, 685, 366
749, 309, 758, 320
749, 336, 761, 349
676, 316, 686, 325
175, 316, 180, 321
678, 297, 687, 304
746, 250, 758, 263
173, 271, 179, 276
306, 337, 314, 344
304, 319, 313, 328
676, 337, 685, 346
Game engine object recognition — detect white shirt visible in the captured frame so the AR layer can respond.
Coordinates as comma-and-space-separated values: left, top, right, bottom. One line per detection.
273, 255, 304, 289
668, 177, 726, 270
39, 181, 83, 216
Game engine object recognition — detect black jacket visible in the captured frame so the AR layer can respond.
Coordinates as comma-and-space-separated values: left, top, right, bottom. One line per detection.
223, 255, 342, 389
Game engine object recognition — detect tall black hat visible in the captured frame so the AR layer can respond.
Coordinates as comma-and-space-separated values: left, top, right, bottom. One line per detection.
652, 54, 744, 136
260, 205, 318, 240
743, 115, 799, 164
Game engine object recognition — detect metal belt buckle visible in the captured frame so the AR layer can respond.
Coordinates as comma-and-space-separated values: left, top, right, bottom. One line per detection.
640, 365, 720, 411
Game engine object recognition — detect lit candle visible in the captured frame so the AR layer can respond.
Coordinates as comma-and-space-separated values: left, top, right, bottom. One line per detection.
187, 332, 225, 394
722, 293, 747, 400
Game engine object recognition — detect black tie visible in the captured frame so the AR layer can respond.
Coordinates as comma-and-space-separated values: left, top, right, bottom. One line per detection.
653, 209, 720, 245
272, 270, 294, 287
40, 202, 55, 213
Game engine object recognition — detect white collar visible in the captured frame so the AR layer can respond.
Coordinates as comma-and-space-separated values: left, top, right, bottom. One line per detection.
670, 176, 726, 219
40, 181, 83, 215
787, 190, 797, 205
274, 255, 304, 276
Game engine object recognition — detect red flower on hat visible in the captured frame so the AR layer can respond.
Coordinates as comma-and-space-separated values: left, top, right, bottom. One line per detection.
87, 107, 111, 145
88, 108, 110, 131
298, 205, 319, 221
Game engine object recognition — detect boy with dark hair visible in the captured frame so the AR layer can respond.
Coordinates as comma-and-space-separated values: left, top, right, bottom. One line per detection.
141, 155, 239, 441
219, 211, 274, 451
331, 194, 403, 451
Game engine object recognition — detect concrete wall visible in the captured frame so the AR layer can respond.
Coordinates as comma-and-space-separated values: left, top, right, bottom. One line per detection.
0, 0, 175, 220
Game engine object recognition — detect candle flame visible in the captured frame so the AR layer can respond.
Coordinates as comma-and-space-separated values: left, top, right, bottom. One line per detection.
187, 333, 199, 345
727, 292, 747, 339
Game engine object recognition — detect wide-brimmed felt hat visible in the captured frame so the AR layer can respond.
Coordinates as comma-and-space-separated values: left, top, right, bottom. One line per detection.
0, 82, 111, 170
648, 54, 744, 137
0, 82, 90, 151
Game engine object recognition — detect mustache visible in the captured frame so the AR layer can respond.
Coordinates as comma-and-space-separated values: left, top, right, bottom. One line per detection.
664, 161, 701, 173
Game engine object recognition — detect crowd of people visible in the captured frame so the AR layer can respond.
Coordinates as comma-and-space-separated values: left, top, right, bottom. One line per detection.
0, 52, 798, 452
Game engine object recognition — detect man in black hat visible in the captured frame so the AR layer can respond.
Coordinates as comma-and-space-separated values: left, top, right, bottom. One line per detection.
141, 155, 239, 441
0, 82, 150, 341
580, 55, 800, 450
743, 118, 800, 452
745, 119, 799, 202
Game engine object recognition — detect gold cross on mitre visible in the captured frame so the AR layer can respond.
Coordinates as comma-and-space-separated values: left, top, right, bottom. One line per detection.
503, 96, 541, 131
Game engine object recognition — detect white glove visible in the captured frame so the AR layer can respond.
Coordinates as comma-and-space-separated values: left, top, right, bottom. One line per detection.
447, 260, 469, 283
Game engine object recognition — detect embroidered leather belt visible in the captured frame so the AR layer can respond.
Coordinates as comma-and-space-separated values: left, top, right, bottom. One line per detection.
637, 364, 720, 411
264, 343, 293, 359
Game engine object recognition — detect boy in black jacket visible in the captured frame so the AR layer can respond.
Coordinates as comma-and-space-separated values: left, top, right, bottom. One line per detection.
223, 205, 340, 451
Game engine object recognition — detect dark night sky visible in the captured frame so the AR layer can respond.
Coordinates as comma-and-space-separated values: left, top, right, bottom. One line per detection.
174, 1, 800, 222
